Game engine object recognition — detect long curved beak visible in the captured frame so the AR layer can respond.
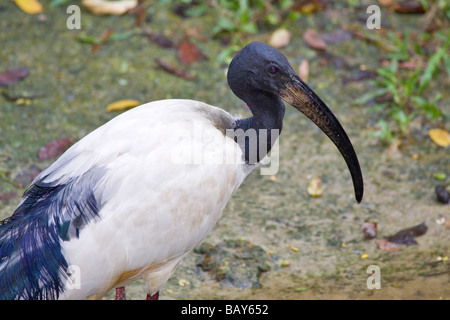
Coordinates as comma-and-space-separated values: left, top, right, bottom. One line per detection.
280, 75, 364, 203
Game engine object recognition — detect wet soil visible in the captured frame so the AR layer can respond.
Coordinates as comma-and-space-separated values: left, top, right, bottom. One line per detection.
0, 1, 448, 300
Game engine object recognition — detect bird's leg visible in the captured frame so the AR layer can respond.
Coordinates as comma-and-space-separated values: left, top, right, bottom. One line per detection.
146, 291, 159, 300
115, 287, 126, 300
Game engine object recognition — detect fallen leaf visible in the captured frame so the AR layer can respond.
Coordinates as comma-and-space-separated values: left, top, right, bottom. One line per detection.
144, 32, 175, 48
378, 0, 394, 5
434, 173, 446, 180
178, 279, 190, 287
0, 67, 29, 87
307, 177, 323, 198
292, 0, 325, 13
155, 58, 195, 81
384, 222, 428, 245
298, 59, 309, 82
429, 128, 450, 147
361, 253, 368, 259
128, 0, 147, 25
81, 0, 137, 15
38, 138, 73, 161
177, 40, 206, 66
14, 0, 43, 14
280, 260, 290, 267
435, 185, 450, 204
376, 239, 403, 252
380, 58, 425, 70
436, 215, 450, 229
362, 221, 377, 240
182, 25, 208, 42
287, 245, 299, 252
106, 99, 141, 112
392, 0, 425, 14
91, 28, 116, 53
269, 28, 292, 49
303, 29, 327, 50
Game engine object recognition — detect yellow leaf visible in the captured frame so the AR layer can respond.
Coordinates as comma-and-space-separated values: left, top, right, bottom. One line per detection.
287, 245, 299, 252
361, 253, 368, 259
269, 28, 291, 49
429, 128, 450, 147
280, 260, 290, 267
178, 279, 190, 287
14, 0, 43, 14
82, 0, 137, 16
106, 99, 140, 112
307, 177, 323, 198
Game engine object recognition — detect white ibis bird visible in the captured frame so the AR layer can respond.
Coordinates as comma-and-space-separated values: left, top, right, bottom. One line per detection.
0, 42, 363, 300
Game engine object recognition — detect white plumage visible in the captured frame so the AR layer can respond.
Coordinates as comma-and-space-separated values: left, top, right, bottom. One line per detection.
47, 100, 253, 299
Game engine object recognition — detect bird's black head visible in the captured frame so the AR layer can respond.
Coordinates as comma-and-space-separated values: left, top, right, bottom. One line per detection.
227, 41, 296, 100
227, 42, 364, 203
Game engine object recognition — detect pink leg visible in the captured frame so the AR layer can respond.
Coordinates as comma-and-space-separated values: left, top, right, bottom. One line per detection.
115, 287, 126, 300
146, 291, 159, 300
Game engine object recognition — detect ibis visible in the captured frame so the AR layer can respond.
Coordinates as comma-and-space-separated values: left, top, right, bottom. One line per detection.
0, 42, 363, 300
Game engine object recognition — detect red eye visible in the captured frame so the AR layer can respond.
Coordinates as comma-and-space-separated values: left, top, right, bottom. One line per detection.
268, 66, 279, 74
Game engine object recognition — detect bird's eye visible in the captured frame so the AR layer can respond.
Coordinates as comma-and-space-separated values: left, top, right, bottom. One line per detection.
268, 65, 279, 74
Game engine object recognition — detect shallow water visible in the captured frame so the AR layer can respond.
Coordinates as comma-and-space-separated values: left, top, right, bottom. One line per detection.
0, 2, 448, 300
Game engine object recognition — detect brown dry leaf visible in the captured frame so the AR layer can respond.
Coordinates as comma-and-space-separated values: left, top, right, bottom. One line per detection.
376, 239, 403, 252
298, 59, 309, 82
392, 0, 425, 14
177, 40, 206, 66
378, 0, 394, 6
307, 177, 323, 198
128, 0, 147, 25
82, 0, 137, 15
303, 29, 327, 50
14, 0, 43, 14
362, 221, 378, 240
155, 58, 195, 81
429, 128, 450, 147
435, 186, 450, 204
106, 99, 141, 112
0, 67, 29, 87
436, 215, 450, 229
144, 31, 175, 49
38, 138, 73, 161
269, 28, 292, 49
385, 222, 428, 246
91, 28, 116, 54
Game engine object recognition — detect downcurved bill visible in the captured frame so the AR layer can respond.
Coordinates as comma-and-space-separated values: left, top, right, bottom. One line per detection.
280, 75, 364, 203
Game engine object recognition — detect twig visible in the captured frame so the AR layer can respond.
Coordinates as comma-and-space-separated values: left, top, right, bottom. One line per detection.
154, 58, 195, 81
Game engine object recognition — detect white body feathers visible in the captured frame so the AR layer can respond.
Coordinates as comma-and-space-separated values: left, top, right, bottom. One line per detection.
33, 100, 254, 299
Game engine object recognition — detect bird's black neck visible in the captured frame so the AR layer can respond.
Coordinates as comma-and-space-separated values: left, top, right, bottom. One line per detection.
231, 92, 285, 164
